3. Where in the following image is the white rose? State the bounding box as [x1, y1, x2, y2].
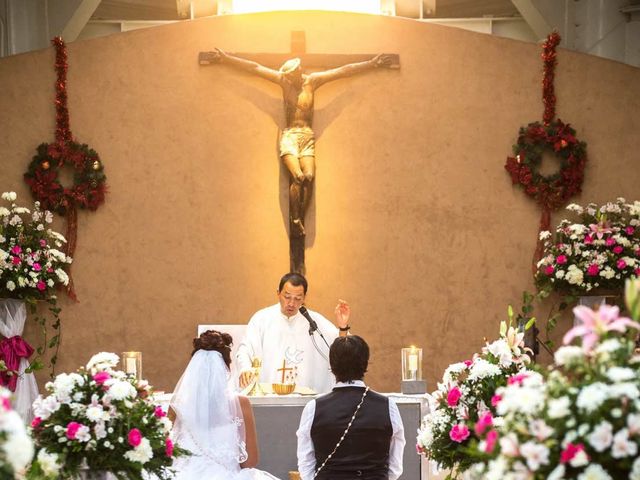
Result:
[123, 437, 153, 464]
[577, 464, 612, 480]
[86, 352, 119, 371]
[1, 192, 17, 201]
[107, 380, 137, 401]
[5, 281, 15, 292]
[32, 395, 61, 420]
[554, 346, 583, 366]
[37, 449, 61, 477]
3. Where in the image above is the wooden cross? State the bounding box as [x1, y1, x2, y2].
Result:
[276, 358, 294, 384]
[199, 31, 400, 69]
[199, 32, 399, 274]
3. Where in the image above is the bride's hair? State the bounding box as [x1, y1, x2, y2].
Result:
[192, 330, 233, 367]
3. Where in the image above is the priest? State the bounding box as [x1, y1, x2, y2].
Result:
[236, 273, 350, 393]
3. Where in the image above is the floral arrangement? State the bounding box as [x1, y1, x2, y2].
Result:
[536, 199, 640, 296]
[464, 277, 640, 480]
[28, 352, 188, 480]
[0, 191, 71, 299]
[0, 386, 34, 478]
[416, 316, 532, 477]
[504, 119, 586, 210]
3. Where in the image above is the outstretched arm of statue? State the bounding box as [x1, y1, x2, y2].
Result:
[211, 48, 281, 84]
[310, 53, 393, 88]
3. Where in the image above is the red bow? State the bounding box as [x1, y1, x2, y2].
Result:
[0, 336, 34, 392]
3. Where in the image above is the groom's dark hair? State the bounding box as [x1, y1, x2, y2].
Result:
[330, 335, 369, 382]
[192, 330, 233, 367]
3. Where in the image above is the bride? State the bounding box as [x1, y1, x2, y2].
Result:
[170, 330, 280, 480]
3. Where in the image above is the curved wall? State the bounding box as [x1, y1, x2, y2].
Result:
[0, 12, 638, 391]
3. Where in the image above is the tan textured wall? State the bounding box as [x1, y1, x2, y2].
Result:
[0, 12, 639, 393]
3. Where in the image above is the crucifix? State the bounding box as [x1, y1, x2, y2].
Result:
[199, 32, 400, 274]
[276, 358, 295, 384]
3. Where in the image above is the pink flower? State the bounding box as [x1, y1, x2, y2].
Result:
[31, 417, 42, 428]
[474, 412, 493, 436]
[637, 248, 640, 257]
[10, 245, 21, 255]
[1, 397, 11, 410]
[36, 281, 46, 291]
[584, 234, 593, 245]
[613, 245, 624, 254]
[154, 406, 166, 418]
[590, 222, 611, 240]
[93, 371, 111, 384]
[544, 265, 555, 276]
[587, 264, 600, 276]
[449, 424, 470, 443]
[560, 443, 587, 464]
[447, 387, 462, 407]
[484, 430, 499, 453]
[564, 304, 640, 352]
[463, 360, 472, 367]
[626, 226, 635, 235]
[39, 239, 47, 247]
[635, 268, 640, 276]
[556, 255, 567, 265]
[32, 262, 42, 271]
[165, 437, 174, 457]
[128, 428, 142, 447]
[66, 422, 82, 439]
[605, 237, 616, 247]
[617, 259, 627, 270]
[490, 394, 502, 407]
[11, 256, 20, 265]
[47, 267, 53, 273]
[508, 372, 529, 386]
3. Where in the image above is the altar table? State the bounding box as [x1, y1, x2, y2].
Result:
[158, 392, 430, 479]
[249, 393, 429, 479]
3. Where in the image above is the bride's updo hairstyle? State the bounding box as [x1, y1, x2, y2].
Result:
[192, 329, 233, 367]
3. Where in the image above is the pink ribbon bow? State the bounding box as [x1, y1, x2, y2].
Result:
[0, 336, 34, 392]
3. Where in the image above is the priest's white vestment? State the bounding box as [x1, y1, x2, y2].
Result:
[236, 304, 338, 393]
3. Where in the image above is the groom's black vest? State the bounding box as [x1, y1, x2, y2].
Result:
[310, 386, 393, 480]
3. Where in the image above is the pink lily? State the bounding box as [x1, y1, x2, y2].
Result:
[564, 304, 640, 352]
[589, 222, 612, 240]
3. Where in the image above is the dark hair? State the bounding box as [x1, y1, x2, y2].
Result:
[192, 329, 233, 367]
[329, 335, 369, 382]
[278, 272, 308, 294]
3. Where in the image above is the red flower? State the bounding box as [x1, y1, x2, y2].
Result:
[127, 428, 142, 447]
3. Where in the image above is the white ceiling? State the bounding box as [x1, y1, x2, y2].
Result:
[90, 0, 520, 21]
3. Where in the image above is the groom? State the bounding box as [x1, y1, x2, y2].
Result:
[296, 335, 405, 479]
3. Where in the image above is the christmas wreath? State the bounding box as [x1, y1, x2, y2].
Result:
[24, 142, 106, 214]
[504, 119, 586, 210]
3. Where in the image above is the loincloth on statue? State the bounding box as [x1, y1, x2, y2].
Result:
[279, 127, 315, 158]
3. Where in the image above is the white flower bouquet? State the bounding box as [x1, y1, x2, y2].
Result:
[465, 278, 640, 480]
[0, 386, 34, 477]
[416, 317, 532, 478]
[27, 352, 188, 479]
[536, 199, 640, 296]
[0, 191, 71, 299]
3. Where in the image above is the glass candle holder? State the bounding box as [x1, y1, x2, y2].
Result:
[121, 351, 142, 381]
[401, 346, 422, 381]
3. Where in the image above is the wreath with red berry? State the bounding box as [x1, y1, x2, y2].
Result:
[504, 119, 586, 210]
[25, 142, 106, 214]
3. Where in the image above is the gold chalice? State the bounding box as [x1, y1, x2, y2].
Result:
[272, 383, 295, 395]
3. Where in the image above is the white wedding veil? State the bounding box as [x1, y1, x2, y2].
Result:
[170, 349, 248, 465]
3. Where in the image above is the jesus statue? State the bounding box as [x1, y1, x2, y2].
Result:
[209, 49, 393, 269]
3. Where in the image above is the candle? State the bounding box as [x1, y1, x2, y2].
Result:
[125, 357, 137, 375]
[408, 353, 418, 372]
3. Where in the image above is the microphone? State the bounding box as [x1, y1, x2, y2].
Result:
[299, 305, 318, 334]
